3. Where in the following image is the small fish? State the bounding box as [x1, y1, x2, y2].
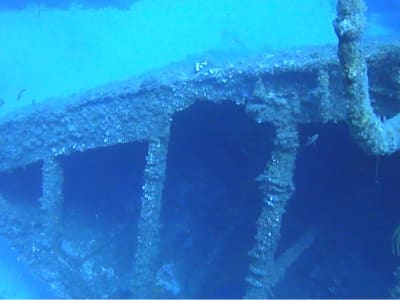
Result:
[16, 89, 27, 101]
[305, 133, 319, 147]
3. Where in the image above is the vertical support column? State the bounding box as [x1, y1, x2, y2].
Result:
[245, 124, 299, 298]
[132, 127, 170, 297]
[40, 156, 64, 249]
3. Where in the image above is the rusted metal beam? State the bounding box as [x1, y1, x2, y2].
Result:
[1, 41, 399, 172]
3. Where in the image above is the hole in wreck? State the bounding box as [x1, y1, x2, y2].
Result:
[60, 141, 147, 295]
[276, 123, 400, 298]
[0, 162, 42, 207]
[368, 55, 400, 119]
[0, 163, 42, 242]
[160, 101, 273, 298]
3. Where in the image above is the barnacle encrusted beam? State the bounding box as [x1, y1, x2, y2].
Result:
[0, 40, 399, 173]
[334, 0, 400, 155]
[245, 124, 306, 298]
[39, 156, 64, 249]
[131, 126, 170, 298]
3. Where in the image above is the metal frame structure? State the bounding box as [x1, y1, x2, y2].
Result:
[0, 0, 399, 297]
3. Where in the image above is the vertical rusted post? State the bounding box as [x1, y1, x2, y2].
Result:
[245, 124, 299, 298]
[40, 156, 64, 249]
[132, 125, 170, 297]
